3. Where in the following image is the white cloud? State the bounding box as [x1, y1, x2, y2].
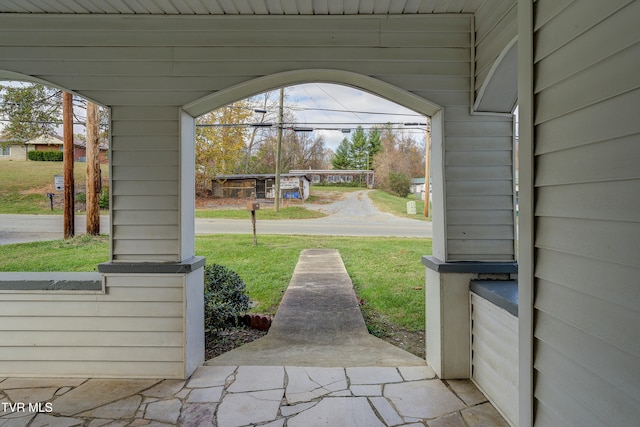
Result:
[284, 83, 425, 150]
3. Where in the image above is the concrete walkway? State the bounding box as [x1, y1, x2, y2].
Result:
[207, 249, 426, 367]
[0, 250, 508, 426]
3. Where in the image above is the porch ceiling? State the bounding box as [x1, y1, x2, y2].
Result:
[0, 0, 483, 15]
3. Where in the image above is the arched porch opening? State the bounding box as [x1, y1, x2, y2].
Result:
[179, 69, 445, 261]
[178, 70, 444, 365]
[180, 76, 440, 364]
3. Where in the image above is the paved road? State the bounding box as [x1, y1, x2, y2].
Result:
[0, 190, 431, 245]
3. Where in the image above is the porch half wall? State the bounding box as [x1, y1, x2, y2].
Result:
[0, 270, 203, 379]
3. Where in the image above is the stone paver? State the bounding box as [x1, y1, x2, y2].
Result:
[399, 365, 437, 381]
[369, 396, 404, 426]
[288, 397, 385, 427]
[77, 395, 142, 419]
[4, 387, 58, 405]
[30, 413, 83, 426]
[179, 403, 215, 426]
[447, 379, 488, 406]
[142, 380, 185, 398]
[285, 366, 347, 404]
[216, 389, 283, 427]
[347, 366, 403, 384]
[0, 365, 507, 426]
[429, 411, 468, 427]
[144, 398, 182, 424]
[351, 384, 382, 396]
[185, 386, 223, 403]
[385, 380, 467, 420]
[51, 379, 158, 416]
[227, 365, 283, 392]
[186, 365, 235, 388]
[461, 402, 511, 427]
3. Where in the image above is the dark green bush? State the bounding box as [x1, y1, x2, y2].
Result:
[388, 173, 411, 198]
[204, 264, 250, 333]
[28, 150, 63, 161]
[43, 150, 64, 161]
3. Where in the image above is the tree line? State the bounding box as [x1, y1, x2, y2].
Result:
[196, 91, 426, 197]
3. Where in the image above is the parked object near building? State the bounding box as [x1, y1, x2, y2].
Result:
[212, 173, 311, 201]
[289, 169, 374, 188]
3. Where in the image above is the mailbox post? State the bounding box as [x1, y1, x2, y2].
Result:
[46, 193, 55, 211]
[246, 201, 260, 245]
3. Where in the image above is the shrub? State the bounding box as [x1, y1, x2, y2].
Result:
[43, 150, 64, 161]
[204, 264, 250, 333]
[28, 150, 63, 161]
[388, 173, 411, 198]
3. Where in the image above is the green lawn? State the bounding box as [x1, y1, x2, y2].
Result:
[196, 206, 326, 220]
[0, 161, 108, 214]
[0, 234, 431, 331]
[369, 190, 430, 221]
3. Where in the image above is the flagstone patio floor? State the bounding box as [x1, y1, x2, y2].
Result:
[0, 365, 508, 426]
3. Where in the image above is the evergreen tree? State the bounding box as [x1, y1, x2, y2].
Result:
[367, 127, 381, 169]
[331, 137, 352, 169]
[350, 126, 369, 170]
[331, 126, 381, 170]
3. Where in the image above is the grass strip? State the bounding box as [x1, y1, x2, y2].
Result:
[368, 190, 430, 221]
[0, 234, 430, 331]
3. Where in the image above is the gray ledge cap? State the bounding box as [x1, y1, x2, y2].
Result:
[470, 280, 518, 317]
[0, 272, 102, 291]
[422, 256, 518, 274]
[98, 256, 206, 274]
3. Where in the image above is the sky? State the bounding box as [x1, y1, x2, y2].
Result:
[261, 83, 428, 150]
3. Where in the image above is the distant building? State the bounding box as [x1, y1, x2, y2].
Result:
[0, 134, 108, 163]
[212, 173, 311, 201]
[289, 169, 374, 188]
[411, 178, 426, 200]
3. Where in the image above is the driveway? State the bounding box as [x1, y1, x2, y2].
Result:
[197, 190, 432, 237]
[0, 191, 431, 245]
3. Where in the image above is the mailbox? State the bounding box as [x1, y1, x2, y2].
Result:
[246, 201, 260, 211]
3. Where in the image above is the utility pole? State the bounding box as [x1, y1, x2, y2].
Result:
[424, 117, 431, 218]
[274, 87, 284, 212]
[85, 101, 100, 235]
[63, 91, 74, 239]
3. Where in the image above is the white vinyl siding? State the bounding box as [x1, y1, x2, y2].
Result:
[444, 108, 515, 261]
[0, 275, 186, 378]
[532, 1, 640, 425]
[474, 0, 518, 99]
[471, 293, 518, 426]
[110, 106, 180, 261]
[0, 13, 516, 262]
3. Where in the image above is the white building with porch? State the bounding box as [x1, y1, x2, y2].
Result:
[0, 1, 638, 426]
